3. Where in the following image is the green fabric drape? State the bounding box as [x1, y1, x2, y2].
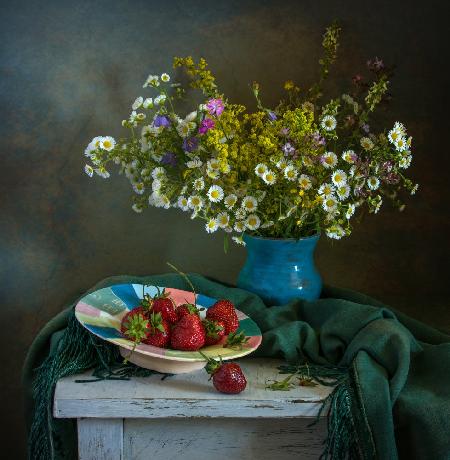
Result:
[23, 274, 450, 459]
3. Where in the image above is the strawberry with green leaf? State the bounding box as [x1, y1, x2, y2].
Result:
[150, 288, 178, 324]
[143, 311, 171, 348]
[203, 319, 225, 346]
[200, 353, 247, 394]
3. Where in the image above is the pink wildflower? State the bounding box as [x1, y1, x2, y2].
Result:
[198, 118, 215, 135]
[206, 98, 224, 117]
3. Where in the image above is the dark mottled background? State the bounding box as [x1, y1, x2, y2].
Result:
[1, 0, 449, 456]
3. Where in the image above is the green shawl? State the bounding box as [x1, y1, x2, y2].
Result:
[23, 274, 450, 459]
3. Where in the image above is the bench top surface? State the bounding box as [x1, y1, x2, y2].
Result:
[54, 358, 332, 419]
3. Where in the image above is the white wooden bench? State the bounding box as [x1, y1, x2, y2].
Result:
[54, 358, 330, 459]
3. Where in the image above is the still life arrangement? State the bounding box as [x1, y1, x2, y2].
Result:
[82, 23, 418, 304]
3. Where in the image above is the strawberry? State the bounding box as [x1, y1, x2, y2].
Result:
[205, 300, 239, 335]
[203, 319, 226, 346]
[176, 302, 202, 321]
[142, 312, 171, 348]
[201, 354, 247, 394]
[171, 314, 206, 351]
[120, 307, 150, 343]
[150, 290, 177, 324]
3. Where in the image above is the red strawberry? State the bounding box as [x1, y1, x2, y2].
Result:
[171, 314, 206, 351]
[176, 302, 202, 321]
[203, 319, 226, 346]
[206, 300, 239, 335]
[120, 307, 150, 343]
[143, 312, 171, 348]
[151, 292, 178, 324]
[201, 354, 247, 394]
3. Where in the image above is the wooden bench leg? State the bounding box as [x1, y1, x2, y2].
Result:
[77, 418, 124, 460]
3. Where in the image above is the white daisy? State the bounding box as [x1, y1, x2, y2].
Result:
[136, 113, 146, 121]
[205, 218, 219, 234]
[360, 137, 374, 150]
[100, 136, 116, 151]
[234, 220, 246, 232]
[331, 170, 347, 187]
[84, 164, 94, 177]
[95, 167, 110, 179]
[207, 185, 224, 202]
[373, 196, 382, 214]
[160, 195, 171, 209]
[217, 212, 230, 228]
[318, 183, 335, 197]
[193, 177, 205, 191]
[133, 182, 145, 195]
[154, 94, 167, 105]
[206, 169, 220, 180]
[298, 174, 312, 190]
[188, 195, 204, 210]
[177, 120, 196, 138]
[186, 157, 203, 168]
[336, 184, 350, 201]
[143, 97, 153, 109]
[321, 151, 338, 169]
[224, 194, 238, 209]
[235, 208, 247, 220]
[241, 196, 258, 213]
[262, 170, 277, 185]
[321, 115, 337, 131]
[177, 195, 189, 211]
[399, 156, 412, 169]
[207, 159, 220, 171]
[151, 167, 166, 180]
[388, 126, 403, 144]
[143, 74, 160, 88]
[284, 165, 298, 181]
[322, 196, 338, 213]
[394, 121, 406, 136]
[151, 179, 162, 191]
[367, 176, 380, 191]
[346, 204, 356, 219]
[132, 96, 143, 110]
[132, 203, 143, 213]
[161, 73, 170, 82]
[394, 137, 407, 152]
[232, 236, 246, 246]
[406, 136, 412, 148]
[245, 214, 261, 230]
[342, 150, 356, 163]
[411, 184, 419, 195]
[326, 225, 345, 240]
[149, 191, 162, 207]
[254, 163, 268, 177]
[276, 159, 289, 170]
[84, 141, 96, 158]
[185, 111, 197, 122]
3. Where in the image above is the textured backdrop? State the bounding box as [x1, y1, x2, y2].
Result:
[1, 0, 449, 456]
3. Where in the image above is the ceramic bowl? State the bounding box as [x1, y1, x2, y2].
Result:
[75, 283, 262, 374]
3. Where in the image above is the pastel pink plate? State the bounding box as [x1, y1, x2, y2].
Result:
[75, 284, 262, 374]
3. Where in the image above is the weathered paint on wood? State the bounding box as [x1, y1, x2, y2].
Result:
[77, 418, 123, 460]
[123, 418, 327, 460]
[54, 358, 331, 419]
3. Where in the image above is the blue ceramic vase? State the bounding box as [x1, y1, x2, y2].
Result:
[237, 233, 322, 305]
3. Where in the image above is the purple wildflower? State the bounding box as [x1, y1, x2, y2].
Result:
[367, 57, 384, 71]
[267, 111, 277, 121]
[282, 142, 296, 156]
[198, 118, 215, 135]
[161, 152, 177, 167]
[153, 114, 171, 128]
[312, 132, 326, 146]
[182, 136, 199, 152]
[361, 123, 370, 133]
[280, 128, 290, 136]
[206, 98, 224, 117]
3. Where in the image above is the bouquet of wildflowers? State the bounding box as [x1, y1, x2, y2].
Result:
[83, 24, 418, 246]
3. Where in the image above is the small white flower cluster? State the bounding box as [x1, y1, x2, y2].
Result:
[388, 122, 413, 169]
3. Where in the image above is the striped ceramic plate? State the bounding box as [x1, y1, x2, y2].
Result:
[75, 284, 262, 363]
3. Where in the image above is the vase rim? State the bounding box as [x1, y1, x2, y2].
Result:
[243, 232, 321, 242]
